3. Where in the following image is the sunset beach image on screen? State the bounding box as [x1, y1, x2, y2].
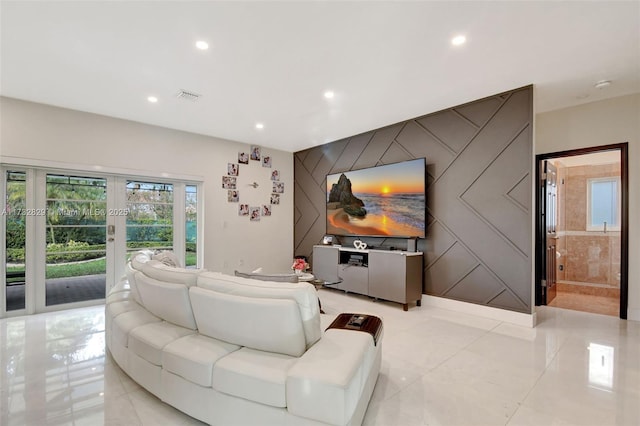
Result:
[326, 159, 426, 238]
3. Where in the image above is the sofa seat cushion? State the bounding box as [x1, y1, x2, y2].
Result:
[128, 321, 195, 366]
[106, 300, 142, 319]
[163, 334, 240, 387]
[110, 279, 130, 294]
[106, 289, 131, 305]
[111, 309, 161, 348]
[189, 287, 306, 357]
[212, 347, 298, 408]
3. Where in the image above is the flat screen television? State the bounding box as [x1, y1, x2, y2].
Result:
[326, 158, 426, 238]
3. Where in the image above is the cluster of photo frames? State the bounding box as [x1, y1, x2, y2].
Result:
[221, 145, 284, 221]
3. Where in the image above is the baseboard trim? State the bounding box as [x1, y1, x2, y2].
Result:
[421, 295, 536, 328]
[627, 308, 640, 322]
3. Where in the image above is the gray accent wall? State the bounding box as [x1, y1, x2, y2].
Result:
[294, 86, 533, 313]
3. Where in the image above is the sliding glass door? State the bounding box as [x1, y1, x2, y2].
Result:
[45, 174, 108, 307]
[2, 167, 201, 317]
[4, 171, 27, 311]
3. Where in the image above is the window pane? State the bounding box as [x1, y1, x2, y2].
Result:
[6, 171, 26, 311]
[45, 174, 107, 305]
[186, 185, 197, 267]
[590, 180, 617, 227]
[126, 181, 174, 252]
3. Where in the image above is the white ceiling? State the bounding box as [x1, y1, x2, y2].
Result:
[1, 1, 638, 153]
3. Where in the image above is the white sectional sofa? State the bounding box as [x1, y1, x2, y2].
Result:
[105, 251, 383, 425]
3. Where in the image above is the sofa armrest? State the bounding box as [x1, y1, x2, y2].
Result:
[286, 327, 382, 425]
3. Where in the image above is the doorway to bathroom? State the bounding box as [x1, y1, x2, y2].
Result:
[536, 143, 628, 319]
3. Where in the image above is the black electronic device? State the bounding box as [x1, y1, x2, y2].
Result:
[348, 315, 366, 327]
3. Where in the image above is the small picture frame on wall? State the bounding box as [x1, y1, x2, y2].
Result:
[250, 146, 261, 161]
[222, 176, 236, 189]
[271, 170, 280, 181]
[262, 155, 272, 168]
[249, 206, 260, 221]
[270, 193, 280, 205]
[227, 190, 239, 202]
[227, 163, 239, 176]
[273, 182, 284, 193]
[262, 205, 271, 216]
[238, 152, 249, 164]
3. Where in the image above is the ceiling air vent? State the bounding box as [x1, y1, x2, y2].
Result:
[176, 90, 201, 102]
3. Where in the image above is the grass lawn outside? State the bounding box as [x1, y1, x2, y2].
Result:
[7, 251, 197, 281]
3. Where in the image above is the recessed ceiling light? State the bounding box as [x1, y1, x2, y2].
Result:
[147, 96, 158, 103]
[451, 35, 466, 46]
[255, 123, 264, 130]
[195, 40, 209, 50]
[594, 80, 612, 89]
[324, 91, 335, 99]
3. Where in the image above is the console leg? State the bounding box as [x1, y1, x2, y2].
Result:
[416, 299, 422, 307]
[403, 303, 408, 311]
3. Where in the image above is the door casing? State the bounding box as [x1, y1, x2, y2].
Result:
[535, 143, 629, 319]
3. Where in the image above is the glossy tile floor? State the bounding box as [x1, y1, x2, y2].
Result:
[548, 290, 620, 317]
[1, 289, 639, 426]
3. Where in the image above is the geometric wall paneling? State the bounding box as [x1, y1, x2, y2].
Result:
[352, 123, 403, 170]
[294, 85, 533, 313]
[415, 109, 479, 154]
[454, 96, 504, 128]
[329, 137, 366, 174]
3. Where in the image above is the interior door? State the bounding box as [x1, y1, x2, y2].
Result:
[542, 160, 558, 304]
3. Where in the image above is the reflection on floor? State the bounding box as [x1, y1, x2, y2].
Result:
[5, 274, 106, 311]
[1, 289, 639, 426]
[549, 282, 620, 317]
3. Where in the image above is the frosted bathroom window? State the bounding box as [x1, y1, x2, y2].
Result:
[587, 177, 620, 231]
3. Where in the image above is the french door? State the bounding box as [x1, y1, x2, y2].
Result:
[2, 168, 199, 317]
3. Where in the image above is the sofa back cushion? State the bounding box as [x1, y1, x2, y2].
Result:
[189, 287, 306, 357]
[125, 262, 143, 304]
[197, 272, 321, 348]
[142, 260, 203, 287]
[135, 271, 197, 330]
[234, 270, 299, 283]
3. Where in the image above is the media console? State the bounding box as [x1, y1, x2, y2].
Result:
[313, 245, 423, 311]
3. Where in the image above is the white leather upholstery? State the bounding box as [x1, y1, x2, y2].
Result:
[128, 321, 195, 366]
[197, 271, 321, 348]
[135, 271, 197, 330]
[190, 287, 306, 357]
[142, 260, 203, 287]
[130, 250, 154, 271]
[105, 265, 382, 426]
[163, 334, 240, 387]
[286, 329, 378, 426]
[125, 261, 143, 304]
[234, 270, 299, 283]
[105, 289, 131, 305]
[111, 309, 161, 348]
[152, 250, 182, 268]
[212, 347, 297, 408]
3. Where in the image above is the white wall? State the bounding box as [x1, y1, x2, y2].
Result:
[536, 93, 640, 321]
[0, 97, 294, 274]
